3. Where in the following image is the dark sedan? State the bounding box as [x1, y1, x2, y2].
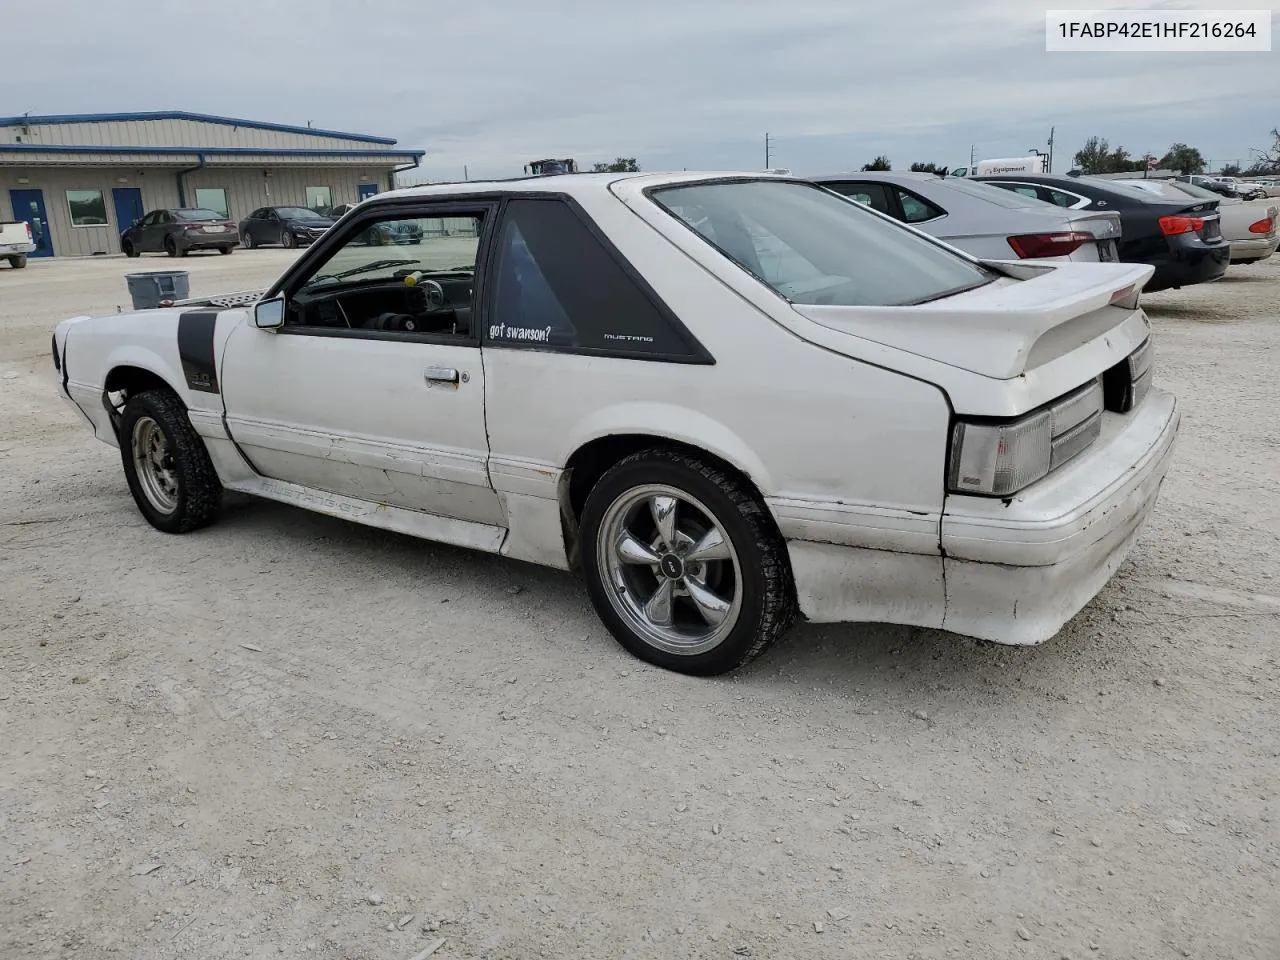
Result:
[974, 174, 1229, 292]
[121, 208, 239, 258]
[329, 203, 424, 245]
[238, 206, 335, 249]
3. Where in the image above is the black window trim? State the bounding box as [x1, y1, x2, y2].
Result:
[265, 197, 501, 348]
[479, 193, 715, 365]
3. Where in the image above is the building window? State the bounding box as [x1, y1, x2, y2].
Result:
[66, 189, 109, 227]
[305, 186, 332, 215]
[194, 188, 229, 218]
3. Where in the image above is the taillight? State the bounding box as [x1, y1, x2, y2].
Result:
[24, 222, 32, 241]
[1248, 217, 1274, 234]
[1158, 215, 1204, 236]
[1006, 231, 1092, 258]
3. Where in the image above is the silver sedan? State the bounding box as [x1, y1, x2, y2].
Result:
[811, 171, 1122, 262]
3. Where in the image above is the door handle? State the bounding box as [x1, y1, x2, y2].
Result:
[424, 366, 460, 384]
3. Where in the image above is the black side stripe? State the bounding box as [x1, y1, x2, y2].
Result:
[177, 311, 220, 394]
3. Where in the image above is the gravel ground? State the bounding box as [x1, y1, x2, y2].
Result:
[1, 252, 1278, 960]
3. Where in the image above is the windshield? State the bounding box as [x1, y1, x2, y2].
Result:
[175, 208, 222, 221]
[277, 207, 324, 219]
[651, 180, 992, 307]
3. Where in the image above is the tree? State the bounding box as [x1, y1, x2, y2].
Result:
[1158, 143, 1206, 175]
[1247, 128, 1280, 175]
[1219, 163, 1242, 177]
[1073, 137, 1145, 174]
[909, 162, 945, 174]
[591, 157, 640, 173]
[862, 155, 891, 171]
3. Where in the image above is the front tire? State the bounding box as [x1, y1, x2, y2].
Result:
[282, 231, 297, 249]
[579, 448, 796, 676]
[118, 389, 222, 534]
[219, 246, 233, 255]
[122, 241, 139, 259]
[164, 236, 181, 258]
[242, 231, 256, 250]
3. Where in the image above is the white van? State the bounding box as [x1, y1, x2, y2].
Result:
[950, 156, 1049, 178]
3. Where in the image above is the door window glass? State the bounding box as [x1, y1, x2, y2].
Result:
[487, 198, 699, 359]
[287, 211, 485, 336]
[66, 189, 108, 227]
[825, 182, 894, 216]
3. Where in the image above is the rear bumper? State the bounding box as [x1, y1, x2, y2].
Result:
[1228, 236, 1278, 262]
[939, 388, 1178, 643]
[180, 233, 239, 250]
[1144, 239, 1230, 291]
[785, 388, 1180, 646]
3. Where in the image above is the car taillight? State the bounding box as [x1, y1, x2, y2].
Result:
[1158, 215, 1204, 236]
[1248, 217, 1274, 234]
[1005, 231, 1092, 259]
[24, 222, 33, 242]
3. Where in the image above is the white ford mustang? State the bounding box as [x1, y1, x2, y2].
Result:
[52, 172, 1179, 675]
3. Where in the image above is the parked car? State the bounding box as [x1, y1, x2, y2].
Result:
[238, 206, 335, 249]
[812, 171, 1122, 262]
[328, 202, 423, 246]
[975, 174, 1230, 292]
[0, 218, 36, 268]
[121, 208, 239, 258]
[52, 173, 1178, 676]
[1116, 179, 1278, 264]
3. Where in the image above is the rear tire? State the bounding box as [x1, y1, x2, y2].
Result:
[118, 389, 222, 534]
[8, 254, 27, 269]
[219, 246, 233, 255]
[164, 237, 179, 258]
[579, 447, 796, 676]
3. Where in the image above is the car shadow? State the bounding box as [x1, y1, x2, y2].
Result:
[215, 493, 1102, 696]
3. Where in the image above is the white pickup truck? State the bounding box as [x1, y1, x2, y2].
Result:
[1, 219, 36, 269]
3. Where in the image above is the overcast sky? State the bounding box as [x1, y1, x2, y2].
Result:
[12, 0, 1279, 179]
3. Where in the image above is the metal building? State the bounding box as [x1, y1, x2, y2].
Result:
[0, 111, 425, 259]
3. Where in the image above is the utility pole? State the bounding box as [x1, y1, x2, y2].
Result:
[1047, 126, 1055, 173]
[463, 165, 469, 181]
[970, 144, 976, 167]
[765, 132, 772, 170]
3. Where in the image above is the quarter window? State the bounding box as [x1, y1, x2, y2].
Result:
[194, 188, 229, 218]
[896, 189, 944, 223]
[305, 186, 332, 215]
[66, 189, 108, 227]
[486, 198, 701, 360]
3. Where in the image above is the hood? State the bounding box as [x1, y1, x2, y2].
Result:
[790, 260, 1155, 380]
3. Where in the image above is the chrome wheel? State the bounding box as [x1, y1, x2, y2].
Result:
[596, 484, 742, 656]
[131, 416, 179, 514]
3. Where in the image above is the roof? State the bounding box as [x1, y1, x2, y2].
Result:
[0, 144, 424, 160]
[0, 110, 399, 145]
[376, 170, 789, 201]
[809, 171, 941, 183]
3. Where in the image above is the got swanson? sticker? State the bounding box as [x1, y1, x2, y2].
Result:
[489, 322, 555, 344]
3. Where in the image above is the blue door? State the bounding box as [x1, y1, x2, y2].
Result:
[358, 183, 378, 201]
[111, 187, 145, 241]
[9, 189, 54, 257]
